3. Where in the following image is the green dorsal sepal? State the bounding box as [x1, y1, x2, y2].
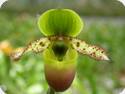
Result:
[38, 9, 84, 37]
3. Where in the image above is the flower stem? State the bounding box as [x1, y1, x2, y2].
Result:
[47, 87, 55, 94]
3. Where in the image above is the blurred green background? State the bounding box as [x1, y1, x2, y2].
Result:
[0, 0, 125, 94]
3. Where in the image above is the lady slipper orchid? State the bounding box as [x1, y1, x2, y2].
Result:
[11, 9, 110, 92]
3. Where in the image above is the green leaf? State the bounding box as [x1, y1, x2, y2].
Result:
[38, 9, 84, 37]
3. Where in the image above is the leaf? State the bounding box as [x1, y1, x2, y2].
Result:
[70, 37, 109, 61]
[10, 37, 50, 61]
[117, 0, 125, 6]
[0, 0, 7, 8]
[38, 9, 83, 37]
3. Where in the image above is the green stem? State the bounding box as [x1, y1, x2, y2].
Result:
[88, 75, 97, 94]
[47, 87, 55, 94]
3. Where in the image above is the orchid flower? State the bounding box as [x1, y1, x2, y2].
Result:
[11, 9, 110, 92]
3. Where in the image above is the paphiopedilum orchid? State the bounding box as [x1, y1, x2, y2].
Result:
[11, 9, 110, 92]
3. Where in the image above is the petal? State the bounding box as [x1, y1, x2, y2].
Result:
[10, 37, 50, 61]
[70, 38, 110, 61]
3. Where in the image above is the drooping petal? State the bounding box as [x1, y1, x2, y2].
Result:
[70, 38, 110, 61]
[10, 37, 50, 61]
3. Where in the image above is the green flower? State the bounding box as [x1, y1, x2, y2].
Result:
[11, 9, 109, 92]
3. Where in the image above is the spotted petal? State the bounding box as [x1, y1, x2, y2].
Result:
[70, 38, 109, 61]
[11, 37, 50, 61]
